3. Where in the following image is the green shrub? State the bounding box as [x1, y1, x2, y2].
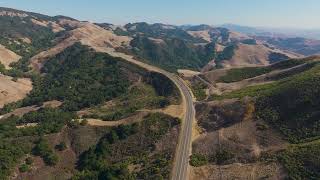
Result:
[26, 157, 33, 165]
[189, 154, 208, 167]
[278, 141, 320, 179]
[241, 39, 257, 45]
[19, 164, 30, 173]
[218, 67, 272, 83]
[33, 138, 58, 166]
[216, 44, 238, 62]
[191, 83, 207, 101]
[80, 119, 88, 126]
[55, 142, 67, 151]
[215, 149, 235, 165]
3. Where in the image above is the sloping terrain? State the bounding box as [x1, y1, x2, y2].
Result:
[218, 43, 300, 68]
[1, 6, 320, 180]
[257, 36, 320, 56]
[0, 75, 32, 108]
[0, 42, 181, 179]
[129, 35, 215, 71]
[183, 25, 302, 71]
[30, 22, 131, 71]
[190, 99, 287, 179]
[0, 44, 21, 69]
[189, 57, 320, 179]
[12, 113, 180, 180]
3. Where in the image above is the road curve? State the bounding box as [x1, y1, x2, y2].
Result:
[97, 50, 195, 180]
[169, 74, 195, 180]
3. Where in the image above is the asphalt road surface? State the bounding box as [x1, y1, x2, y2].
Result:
[105, 51, 195, 180]
[168, 74, 195, 180]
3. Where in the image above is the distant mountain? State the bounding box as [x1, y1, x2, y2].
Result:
[221, 24, 320, 40]
[0, 6, 311, 73]
[256, 36, 320, 56]
[182, 24, 300, 71]
[221, 24, 320, 56]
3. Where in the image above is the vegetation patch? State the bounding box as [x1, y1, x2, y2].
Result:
[83, 83, 169, 121]
[278, 141, 320, 179]
[130, 35, 215, 71]
[268, 52, 289, 63]
[216, 44, 238, 62]
[22, 43, 130, 111]
[255, 65, 320, 143]
[217, 59, 306, 83]
[0, 140, 31, 179]
[33, 138, 59, 166]
[189, 154, 208, 167]
[218, 67, 271, 83]
[240, 39, 257, 45]
[191, 82, 207, 101]
[74, 113, 180, 179]
[212, 63, 320, 143]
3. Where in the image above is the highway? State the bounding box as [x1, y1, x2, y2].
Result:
[103, 50, 195, 180]
[169, 74, 195, 180]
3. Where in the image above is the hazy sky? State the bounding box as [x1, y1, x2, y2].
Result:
[1, 0, 319, 29]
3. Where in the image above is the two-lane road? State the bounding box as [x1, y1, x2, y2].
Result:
[102, 50, 195, 180]
[169, 74, 195, 180]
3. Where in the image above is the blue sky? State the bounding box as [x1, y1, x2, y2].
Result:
[1, 0, 319, 29]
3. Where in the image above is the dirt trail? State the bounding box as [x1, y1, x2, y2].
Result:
[83, 112, 149, 126]
[141, 104, 184, 119]
[211, 62, 312, 94]
[0, 100, 62, 122]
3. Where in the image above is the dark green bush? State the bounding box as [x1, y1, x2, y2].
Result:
[189, 154, 208, 167]
[33, 138, 58, 166]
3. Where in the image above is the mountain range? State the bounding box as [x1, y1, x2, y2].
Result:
[0, 7, 320, 180]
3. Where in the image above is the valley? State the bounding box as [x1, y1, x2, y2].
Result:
[0, 6, 319, 180]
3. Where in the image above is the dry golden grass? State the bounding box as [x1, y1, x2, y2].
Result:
[0, 75, 32, 108]
[0, 44, 21, 69]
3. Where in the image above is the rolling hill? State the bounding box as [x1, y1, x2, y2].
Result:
[0, 6, 320, 180]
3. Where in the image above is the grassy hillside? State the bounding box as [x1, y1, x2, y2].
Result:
[0, 42, 182, 179]
[255, 64, 320, 143]
[198, 58, 320, 179]
[74, 113, 180, 179]
[217, 59, 305, 83]
[125, 22, 204, 43]
[278, 141, 320, 179]
[21, 43, 129, 111]
[264, 37, 320, 56]
[0, 10, 65, 75]
[215, 62, 320, 142]
[212, 62, 320, 143]
[130, 35, 215, 71]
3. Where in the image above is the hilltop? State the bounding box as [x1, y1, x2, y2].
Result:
[0, 7, 320, 180]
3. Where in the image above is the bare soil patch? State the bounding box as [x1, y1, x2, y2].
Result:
[30, 22, 132, 71]
[191, 99, 288, 178]
[178, 69, 200, 78]
[0, 75, 32, 108]
[190, 162, 285, 180]
[220, 43, 300, 69]
[84, 111, 149, 127]
[0, 44, 21, 69]
[0, 100, 62, 122]
[187, 30, 211, 42]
